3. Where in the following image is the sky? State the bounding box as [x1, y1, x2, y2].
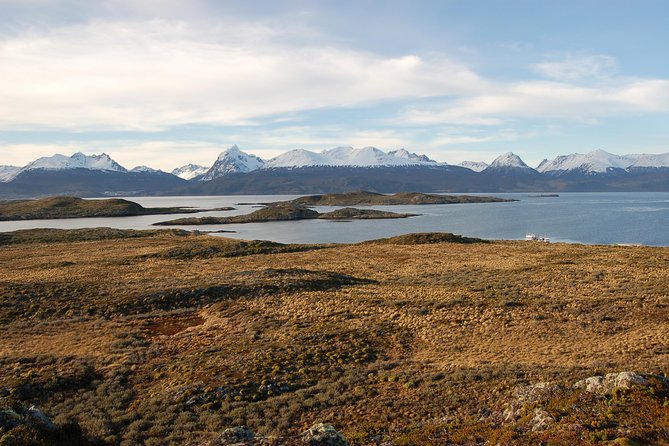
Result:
[1, 0, 669, 170]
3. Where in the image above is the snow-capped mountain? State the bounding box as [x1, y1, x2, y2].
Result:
[0, 152, 186, 198]
[627, 153, 669, 169]
[201, 145, 265, 181]
[23, 152, 127, 173]
[130, 166, 162, 173]
[0, 165, 20, 183]
[171, 164, 209, 180]
[2, 147, 669, 198]
[484, 152, 534, 171]
[458, 161, 489, 172]
[263, 146, 437, 169]
[538, 150, 640, 175]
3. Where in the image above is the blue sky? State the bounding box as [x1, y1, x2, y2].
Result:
[1, 0, 669, 169]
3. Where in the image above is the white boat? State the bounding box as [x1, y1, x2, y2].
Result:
[525, 233, 550, 242]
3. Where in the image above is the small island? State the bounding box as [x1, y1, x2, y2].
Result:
[319, 207, 417, 220]
[279, 190, 516, 206]
[153, 203, 416, 225]
[0, 196, 234, 221]
[154, 190, 514, 226]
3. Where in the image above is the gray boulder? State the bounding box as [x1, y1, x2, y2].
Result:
[502, 382, 560, 423]
[529, 408, 555, 432]
[28, 405, 57, 430]
[218, 426, 255, 445]
[303, 423, 348, 446]
[573, 372, 648, 395]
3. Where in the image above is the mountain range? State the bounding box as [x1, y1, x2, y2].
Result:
[1, 146, 669, 198]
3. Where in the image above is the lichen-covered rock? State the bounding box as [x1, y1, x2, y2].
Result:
[529, 408, 555, 432]
[574, 372, 648, 394]
[303, 423, 348, 446]
[217, 426, 255, 445]
[515, 382, 560, 403]
[502, 382, 560, 422]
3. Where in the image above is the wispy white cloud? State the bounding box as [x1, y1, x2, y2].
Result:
[0, 19, 483, 131]
[2, 7, 669, 168]
[532, 54, 618, 81]
[427, 128, 536, 147]
[401, 77, 669, 126]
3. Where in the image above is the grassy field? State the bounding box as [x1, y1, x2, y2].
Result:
[0, 229, 668, 445]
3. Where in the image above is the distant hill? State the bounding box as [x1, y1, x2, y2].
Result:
[0, 169, 187, 199]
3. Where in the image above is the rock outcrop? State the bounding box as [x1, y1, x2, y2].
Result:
[573, 372, 648, 395]
[302, 423, 348, 446]
[217, 425, 255, 445]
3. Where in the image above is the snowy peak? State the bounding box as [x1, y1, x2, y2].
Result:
[627, 153, 669, 169]
[486, 152, 532, 170]
[264, 146, 437, 169]
[23, 152, 127, 173]
[130, 165, 162, 173]
[264, 149, 329, 168]
[537, 150, 655, 174]
[201, 145, 265, 181]
[0, 165, 20, 183]
[388, 148, 436, 163]
[171, 164, 209, 180]
[457, 161, 489, 172]
[321, 146, 423, 167]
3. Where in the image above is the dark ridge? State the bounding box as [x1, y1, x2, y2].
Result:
[364, 232, 488, 245]
[319, 207, 417, 219]
[153, 203, 319, 225]
[147, 239, 325, 260]
[0, 269, 373, 322]
[0, 227, 191, 245]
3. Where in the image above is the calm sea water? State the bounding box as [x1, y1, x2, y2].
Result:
[1, 193, 668, 246]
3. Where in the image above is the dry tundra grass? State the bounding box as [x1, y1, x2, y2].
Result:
[0, 230, 668, 445]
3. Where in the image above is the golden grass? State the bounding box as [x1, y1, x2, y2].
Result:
[0, 232, 668, 445]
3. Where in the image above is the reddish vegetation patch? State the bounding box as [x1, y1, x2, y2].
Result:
[144, 314, 205, 336]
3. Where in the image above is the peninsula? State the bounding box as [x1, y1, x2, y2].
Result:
[0, 196, 233, 221]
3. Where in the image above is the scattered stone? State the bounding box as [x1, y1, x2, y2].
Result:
[515, 382, 560, 403]
[303, 423, 348, 446]
[575, 375, 605, 393]
[574, 372, 648, 395]
[529, 408, 555, 432]
[502, 382, 560, 423]
[217, 426, 255, 445]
